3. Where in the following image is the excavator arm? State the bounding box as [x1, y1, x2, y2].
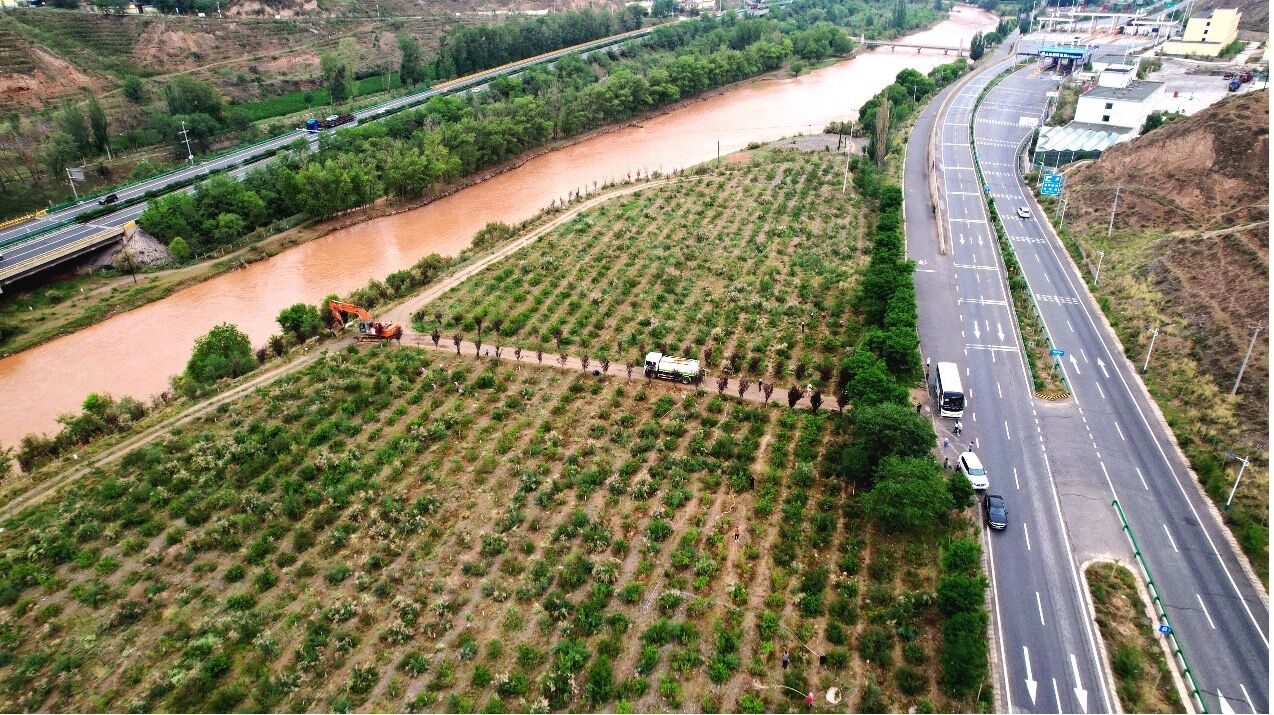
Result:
[326, 300, 403, 342]
[328, 300, 373, 325]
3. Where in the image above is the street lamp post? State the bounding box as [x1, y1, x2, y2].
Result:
[1223, 452, 1249, 511]
[1141, 325, 1159, 373]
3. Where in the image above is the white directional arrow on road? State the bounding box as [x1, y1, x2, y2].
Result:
[1069, 354, 1081, 376]
[1023, 646, 1038, 705]
[1217, 689, 1236, 715]
[1070, 653, 1089, 714]
[1096, 358, 1110, 378]
[977, 235, 985, 247]
[972, 322, 982, 340]
[997, 322, 1005, 341]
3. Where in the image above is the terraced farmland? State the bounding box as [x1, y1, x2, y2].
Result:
[4, 10, 146, 76]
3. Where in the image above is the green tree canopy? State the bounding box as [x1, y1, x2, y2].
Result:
[86, 96, 110, 155]
[122, 75, 146, 103]
[321, 53, 355, 105]
[851, 401, 935, 468]
[276, 303, 325, 341]
[862, 456, 952, 531]
[936, 572, 988, 616]
[843, 348, 908, 407]
[55, 99, 90, 154]
[398, 33, 426, 87]
[167, 236, 191, 262]
[162, 75, 225, 120]
[185, 323, 255, 385]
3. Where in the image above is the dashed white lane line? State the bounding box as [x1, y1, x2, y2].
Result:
[1239, 684, 1255, 714]
[1004, 421, 1011, 441]
[1013, 466, 1020, 490]
[1163, 524, 1179, 553]
[1135, 467, 1149, 490]
[1066, 319, 1075, 332]
[1114, 422, 1126, 441]
[1080, 348, 1089, 364]
[997, 381, 1003, 399]
[1095, 383, 1106, 400]
[1196, 593, 1217, 630]
[1035, 591, 1046, 625]
[1023, 521, 1031, 551]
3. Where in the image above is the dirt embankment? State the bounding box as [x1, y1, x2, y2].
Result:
[1066, 90, 1269, 233]
[1059, 89, 1269, 573]
[1063, 91, 1270, 415]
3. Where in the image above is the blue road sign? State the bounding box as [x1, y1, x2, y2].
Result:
[1041, 173, 1063, 196]
[1158, 623, 1173, 635]
[1049, 348, 1065, 357]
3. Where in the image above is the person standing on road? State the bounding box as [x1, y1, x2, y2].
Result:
[954, 420, 963, 437]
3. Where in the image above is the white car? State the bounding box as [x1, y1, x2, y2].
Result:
[959, 451, 989, 490]
[1017, 206, 1032, 219]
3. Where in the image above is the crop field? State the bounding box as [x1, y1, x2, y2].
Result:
[418, 152, 873, 392]
[0, 151, 986, 713]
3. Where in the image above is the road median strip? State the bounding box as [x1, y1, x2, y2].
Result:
[969, 62, 1068, 398]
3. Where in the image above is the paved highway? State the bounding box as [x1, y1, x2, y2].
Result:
[0, 26, 653, 280]
[906, 50, 1113, 713]
[974, 64, 1269, 714]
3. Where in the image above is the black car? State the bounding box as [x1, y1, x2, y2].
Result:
[98, 193, 119, 206]
[984, 494, 1008, 530]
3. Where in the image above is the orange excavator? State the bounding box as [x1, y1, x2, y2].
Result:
[327, 300, 403, 342]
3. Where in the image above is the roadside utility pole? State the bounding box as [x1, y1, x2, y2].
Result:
[65, 167, 81, 201]
[1106, 182, 1121, 237]
[179, 120, 196, 167]
[1230, 323, 1263, 395]
[1093, 249, 1104, 285]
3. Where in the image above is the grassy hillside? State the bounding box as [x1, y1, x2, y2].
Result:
[0, 151, 989, 713]
[1051, 90, 1269, 581]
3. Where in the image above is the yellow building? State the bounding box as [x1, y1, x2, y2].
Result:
[1162, 8, 1241, 58]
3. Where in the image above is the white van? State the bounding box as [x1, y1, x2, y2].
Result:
[959, 451, 989, 490]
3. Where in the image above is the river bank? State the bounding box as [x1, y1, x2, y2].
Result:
[0, 5, 998, 447]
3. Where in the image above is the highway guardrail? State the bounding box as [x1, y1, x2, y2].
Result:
[0, 209, 47, 231]
[1112, 499, 1208, 713]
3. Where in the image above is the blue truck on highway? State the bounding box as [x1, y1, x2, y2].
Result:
[305, 114, 356, 132]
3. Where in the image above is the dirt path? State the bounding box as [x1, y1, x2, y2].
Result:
[403, 333, 821, 411]
[1199, 219, 1269, 239]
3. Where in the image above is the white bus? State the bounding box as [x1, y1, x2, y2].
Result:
[933, 362, 965, 418]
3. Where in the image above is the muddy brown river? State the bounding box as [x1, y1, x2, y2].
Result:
[0, 6, 994, 446]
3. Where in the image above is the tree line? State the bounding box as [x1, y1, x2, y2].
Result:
[142, 11, 860, 251]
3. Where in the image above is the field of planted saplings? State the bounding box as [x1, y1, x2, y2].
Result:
[0, 151, 989, 713]
[416, 152, 873, 393]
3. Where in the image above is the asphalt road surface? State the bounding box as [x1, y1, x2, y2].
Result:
[906, 50, 1113, 714]
[0, 28, 651, 279]
[974, 64, 1269, 714]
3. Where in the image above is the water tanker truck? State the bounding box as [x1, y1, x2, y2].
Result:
[643, 352, 703, 384]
